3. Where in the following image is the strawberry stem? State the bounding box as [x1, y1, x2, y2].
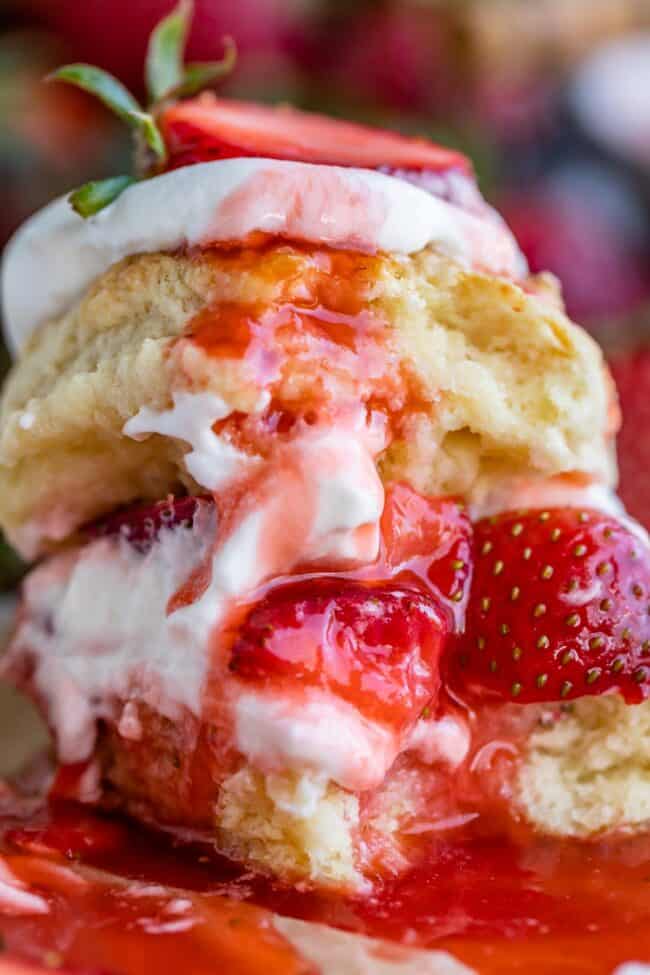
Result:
[48, 64, 165, 163]
[47, 0, 236, 218]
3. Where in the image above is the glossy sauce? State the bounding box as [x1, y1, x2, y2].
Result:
[0, 800, 649, 974]
[178, 244, 422, 444]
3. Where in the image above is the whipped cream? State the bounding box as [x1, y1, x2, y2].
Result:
[0, 858, 49, 916]
[2, 157, 524, 353]
[124, 391, 255, 491]
[13, 510, 217, 762]
[234, 689, 399, 794]
[7, 400, 388, 768]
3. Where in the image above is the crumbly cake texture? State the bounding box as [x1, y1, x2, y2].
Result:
[94, 700, 420, 889]
[93, 691, 650, 889]
[520, 695, 650, 837]
[0, 243, 614, 557]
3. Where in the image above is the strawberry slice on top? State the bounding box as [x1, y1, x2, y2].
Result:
[159, 93, 471, 176]
[453, 507, 650, 704]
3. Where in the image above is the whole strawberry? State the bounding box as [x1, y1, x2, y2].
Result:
[452, 507, 650, 704]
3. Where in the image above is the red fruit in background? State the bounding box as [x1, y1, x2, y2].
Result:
[453, 508, 650, 704]
[321, 7, 456, 114]
[160, 94, 470, 174]
[230, 579, 446, 731]
[610, 347, 650, 533]
[501, 189, 650, 323]
[28, 0, 298, 94]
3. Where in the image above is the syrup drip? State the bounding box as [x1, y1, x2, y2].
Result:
[0, 800, 649, 974]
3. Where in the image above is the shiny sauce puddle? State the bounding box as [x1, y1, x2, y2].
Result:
[0, 800, 648, 974]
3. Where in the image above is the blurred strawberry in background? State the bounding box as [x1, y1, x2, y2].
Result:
[25, 0, 304, 94]
[0, 29, 117, 243]
[308, 4, 457, 113]
[609, 346, 650, 534]
[501, 171, 650, 324]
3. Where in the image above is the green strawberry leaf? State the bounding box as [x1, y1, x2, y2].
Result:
[48, 3, 236, 217]
[69, 175, 135, 217]
[48, 63, 141, 121]
[146, 0, 193, 103]
[172, 37, 237, 99]
[48, 64, 166, 161]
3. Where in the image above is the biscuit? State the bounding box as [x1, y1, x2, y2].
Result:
[0, 244, 614, 556]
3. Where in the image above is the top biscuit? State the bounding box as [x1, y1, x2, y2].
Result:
[0, 242, 615, 557]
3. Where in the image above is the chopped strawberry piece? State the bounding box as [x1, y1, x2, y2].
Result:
[452, 508, 650, 704]
[381, 484, 473, 628]
[159, 94, 470, 175]
[230, 579, 447, 731]
[230, 488, 472, 729]
[89, 495, 211, 552]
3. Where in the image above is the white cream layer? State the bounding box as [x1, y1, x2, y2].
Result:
[2, 157, 524, 353]
[6, 402, 389, 769]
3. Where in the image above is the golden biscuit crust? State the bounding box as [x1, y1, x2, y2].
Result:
[0, 243, 615, 555]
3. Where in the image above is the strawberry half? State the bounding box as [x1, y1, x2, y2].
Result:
[230, 579, 446, 731]
[453, 507, 650, 704]
[159, 94, 470, 176]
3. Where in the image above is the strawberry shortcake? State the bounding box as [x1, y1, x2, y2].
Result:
[0, 4, 646, 892]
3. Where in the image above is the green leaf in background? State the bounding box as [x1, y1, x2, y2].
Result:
[146, 0, 193, 103]
[172, 38, 237, 99]
[69, 175, 135, 217]
[48, 64, 166, 161]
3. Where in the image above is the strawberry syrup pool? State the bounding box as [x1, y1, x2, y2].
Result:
[0, 798, 649, 974]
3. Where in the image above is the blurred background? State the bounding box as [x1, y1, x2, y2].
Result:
[1, 0, 650, 585]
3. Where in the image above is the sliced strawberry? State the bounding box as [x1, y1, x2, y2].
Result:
[453, 507, 650, 704]
[230, 579, 446, 731]
[381, 484, 473, 628]
[159, 94, 470, 176]
[89, 495, 211, 552]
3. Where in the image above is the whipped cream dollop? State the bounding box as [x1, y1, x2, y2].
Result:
[2, 157, 524, 353]
[6, 396, 388, 768]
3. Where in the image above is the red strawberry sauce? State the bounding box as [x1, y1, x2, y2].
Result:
[0, 798, 649, 974]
